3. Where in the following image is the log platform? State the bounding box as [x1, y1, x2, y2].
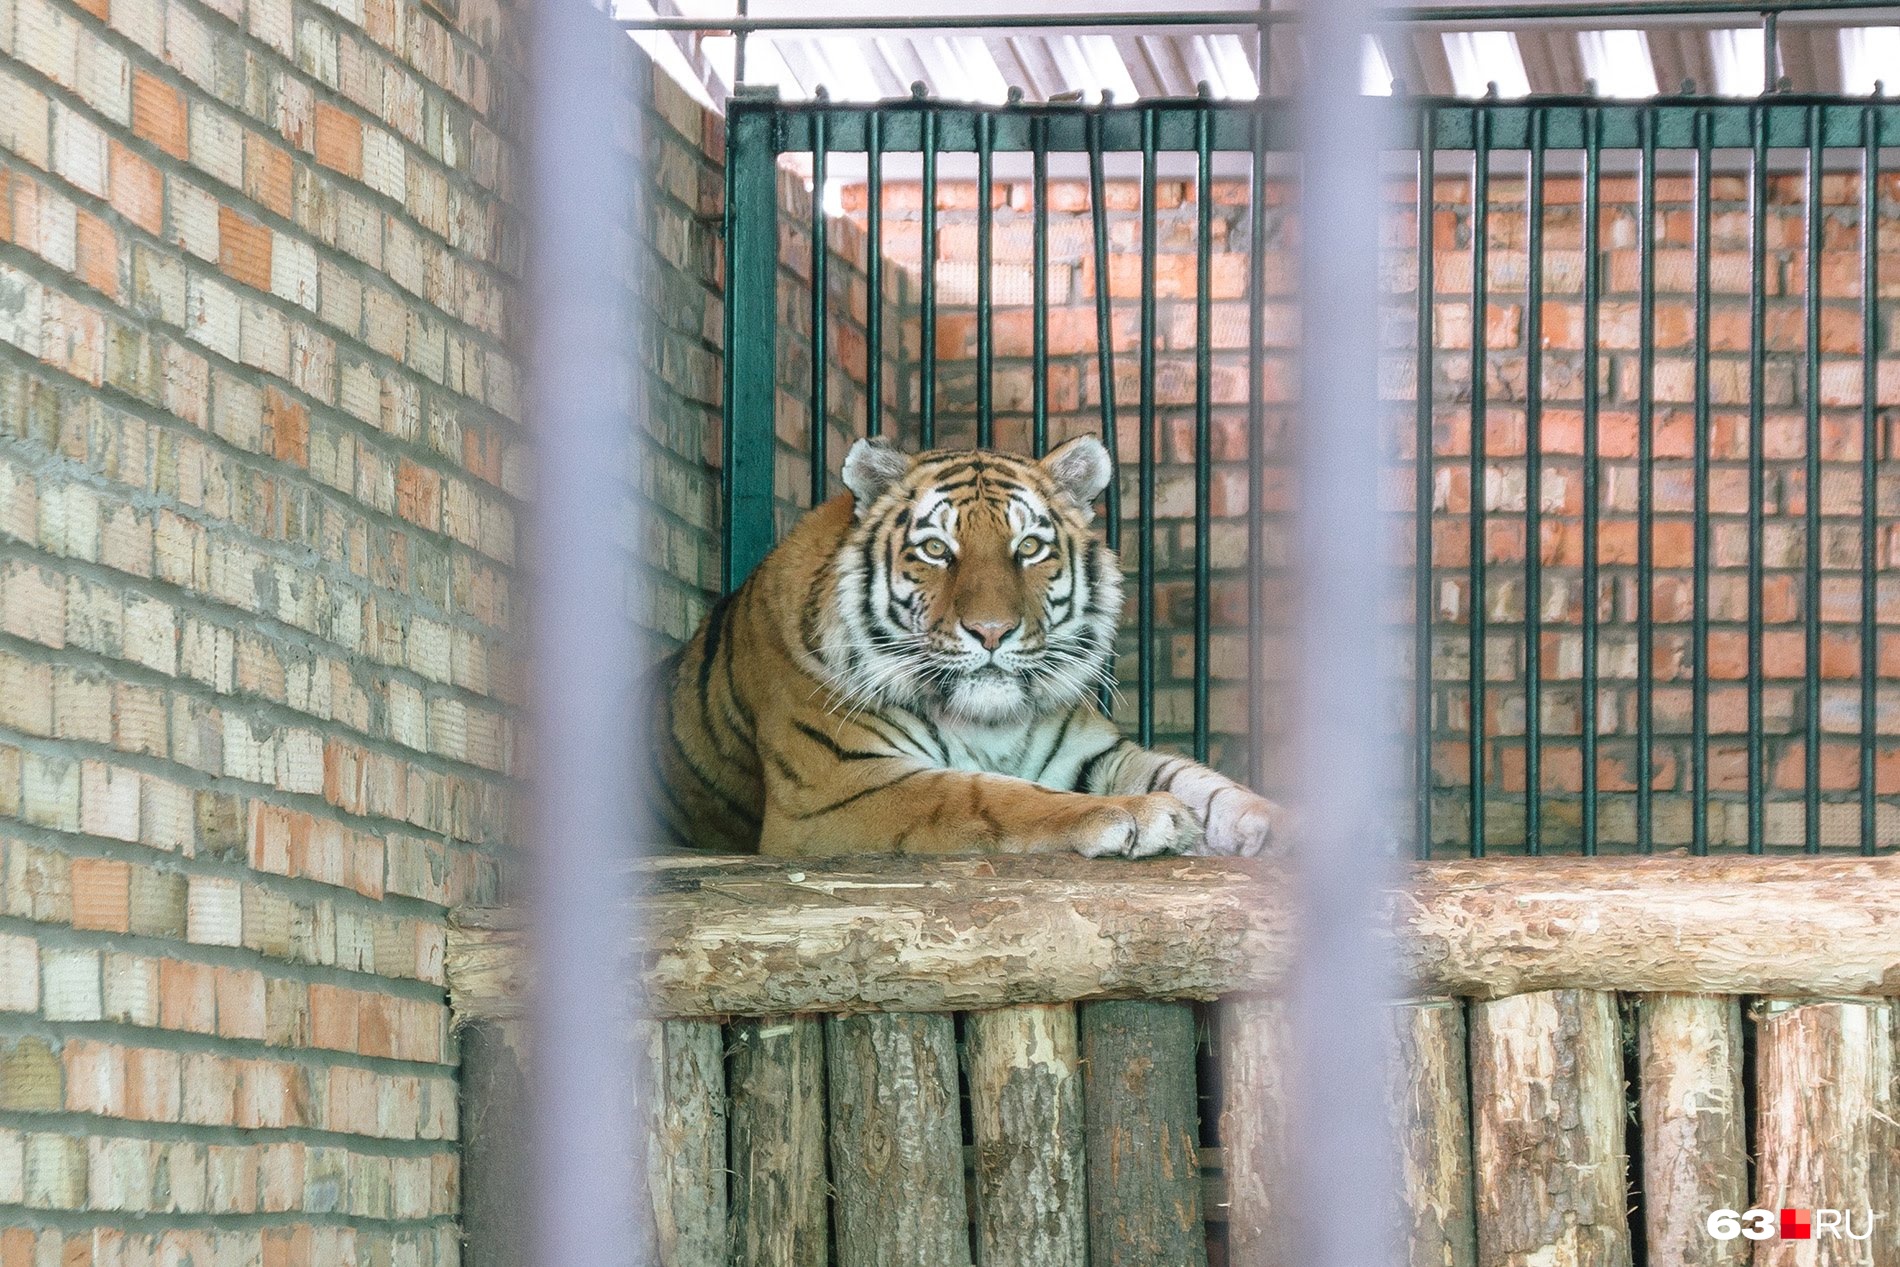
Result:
[448, 853, 1900, 1267]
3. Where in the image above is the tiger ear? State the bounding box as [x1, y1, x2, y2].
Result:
[1041, 435, 1112, 516]
[842, 437, 912, 516]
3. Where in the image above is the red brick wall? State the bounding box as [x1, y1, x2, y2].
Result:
[853, 168, 1900, 852]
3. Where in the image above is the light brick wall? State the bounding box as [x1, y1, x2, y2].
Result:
[0, 0, 525, 1246]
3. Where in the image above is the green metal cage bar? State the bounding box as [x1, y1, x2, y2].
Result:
[722, 90, 1900, 856]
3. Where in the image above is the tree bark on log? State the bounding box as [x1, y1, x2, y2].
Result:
[1217, 995, 1289, 1267]
[1751, 1000, 1898, 1267]
[965, 1003, 1088, 1267]
[824, 1012, 970, 1267]
[1470, 990, 1631, 1267]
[1080, 999, 1209, 1267]
[642, 1019, 728, 1267]
[728, 1015, 829, 1267]
[1638, 995, 1747, 1267]
[446, 855, 1900, 1021]
[1392, 999, 1477, 1267]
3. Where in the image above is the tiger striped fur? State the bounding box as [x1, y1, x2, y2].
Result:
[651, 435, 1279, 859]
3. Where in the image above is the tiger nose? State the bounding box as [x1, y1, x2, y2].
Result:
[962, 618, 1018, 651]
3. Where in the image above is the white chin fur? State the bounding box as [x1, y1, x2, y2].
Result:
[944, 674, 1032, 723]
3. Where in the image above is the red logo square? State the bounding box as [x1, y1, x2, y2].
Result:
[1780, 1209, 1812, 1239]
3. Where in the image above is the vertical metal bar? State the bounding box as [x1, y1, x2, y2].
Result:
[977, 111, 995, 448]
[921, 99, 939, 448]
[735, 0, 749, 85]
[866, 110, 884, 439]
[1138, 107, 1159, 748]
[1414, 109, 1437, 858]
[1805, 104, 1824, 851]
[1088, 107, 1123, 553]
[526, 0, 642, 1258]
[1581, 105, 1602, 855]
[1032, 116, 1050, 457]
[1247, 106, 1270, 795]
[1637, 107, 1657, 851]
[1763, 10, 1779, 93]
[1524, 111, 1546, 854]
[723, 98, 782, 590]
[1693, 108, 1713, 856]
[810, 101, 830, 506]
[1194, 96, 1215, 764]
[1469, 108, 1491, 858]
[1862, 105, 1880, 856]
[1748, 101, 1769, 853]
[1291, 0, 1400, 1256]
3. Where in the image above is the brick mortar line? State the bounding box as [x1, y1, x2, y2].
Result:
[0, 137, 533, 515]
[0, 446, 526, 728]
[0, 895, 456, 1004]
[0, 553, 522, 789]
[6, 11, 529, 393]
[0, 1009, 456, 1078]
[50, 0, 529, 279]
[0, 1202, 461, 1231]
[0, 619, 520, 830]
[0, 48, 537, 443]
[0, 1101, 463, 1156]
[0, 732, 510, 924]
[0, 1011, 457, 1087]
[0, 355, 524, 664]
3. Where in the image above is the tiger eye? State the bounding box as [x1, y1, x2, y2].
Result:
[919, 539, 949, 561]
[1016, 539, 1044, 562]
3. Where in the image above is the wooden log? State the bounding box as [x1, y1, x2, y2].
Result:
[1392, 999, 1477, 1267]
[965, 1003, 1088, 1267]
[445, 855, 1900, 1021]
[1217, 995, 1290, 1267]
[459, 1019, 530, 1267]
[728, 1015, 829, 1267]
[1637, 995, 1747, 1267]
[824, 1012, 970, 1267]
[1080, 999, 1209, 1267]
[1752, 1000, 1897, 1267]
[643, 1019, 729, 1267]
[1470, 990, 1631, 1267]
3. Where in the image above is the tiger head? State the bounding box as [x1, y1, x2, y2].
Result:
[822, 436, 1123, 726]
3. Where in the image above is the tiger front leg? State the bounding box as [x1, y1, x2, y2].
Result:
[759, 761, 1201, 859]
[1080, 742, 1281, 859]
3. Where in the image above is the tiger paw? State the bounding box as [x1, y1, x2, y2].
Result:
[1189, 790, 1280, 859]
[1071, 793, 1202, 859]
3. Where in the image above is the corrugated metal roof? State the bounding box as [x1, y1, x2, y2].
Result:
[619, 2, 1900, 107]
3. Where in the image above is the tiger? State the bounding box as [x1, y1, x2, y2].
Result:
[650, 434, 1279, 859]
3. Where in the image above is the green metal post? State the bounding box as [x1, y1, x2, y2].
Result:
[810, 101, 830, 505]
[866, 110, 884, 438]
[1692, 109, 1712, 855]
[1193, 97, 1214, 763]
[922, 100, 939, 447]
[723, 94, 782, 591]
[1032, 117, 1050, 457]
[1581, 105, 1601, 854]
[1863, 106, 1880, 855]
[1805, 104, 1824, 851]
[1138, 106, 1158, 747]
[1415, 109, 1436, 856]
[1524, 112, 1546, 852]
[977, 111, 995, 447]
[1469, 109, 1490, 857]
[1637, 106, 1657, 851]
[1748, 100, 1768, 852]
